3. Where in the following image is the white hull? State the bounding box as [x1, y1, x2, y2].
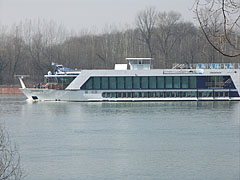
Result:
[20, 88, 240, 102]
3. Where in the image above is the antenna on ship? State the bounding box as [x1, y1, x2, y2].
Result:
[15, 75, 29, 89]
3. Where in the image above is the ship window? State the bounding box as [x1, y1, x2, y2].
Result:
[93, 77, 100, 89]
[182, 92, 186, 97]
[106, 92, 111, 98]
[207, 76, 224, 88]
[54, 77, 76, 89]
[133, 77, 140, 89]
[117, 77, 124, 89]
[216, 77, 224, 88]
[56, 77, 62, 83]
[165, 92, 171, 97]
[68, 77, 76, 84]
[125, 77, 132, 89]
[47, 77, 55, 83]
[208, 92, 213, 97]
[190, 77, 197, 89]
[111, 92, 116, 98]
[117, 92, 122, 98]
[85, 78, 93, 90]
[138, 92, 142, 97]
[224, 92, 229, 97]
[143, 92, 148, 97]
[109, 77, 116, 89]
[182, 77, 189, 89]
[176, 92, 180, 97]
[133, 92, 139, 97]
[157, 77, 164, 89]
[149, 92, 154, 97]
[166, 77, 172, 89]
[191, 92, 196, 97]
[127, 92, 132, 98]
[149, 77, 157, 89]
[186, 92, 192, 97]
[202, 92, 208, 97]
[160, 92, 164, 97]
[141, 77, 148, 89]
[101, 77, 109, 89]
[174, 77, 180, 89]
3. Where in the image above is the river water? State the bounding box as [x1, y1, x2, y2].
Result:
[0, 95, 239, 180]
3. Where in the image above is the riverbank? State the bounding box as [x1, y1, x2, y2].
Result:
[0, 86, 22, 94]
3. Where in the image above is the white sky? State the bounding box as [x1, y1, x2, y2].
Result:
[0, 0, 196, 32]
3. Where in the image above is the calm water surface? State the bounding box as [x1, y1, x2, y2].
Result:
[0, 95, 239, 180]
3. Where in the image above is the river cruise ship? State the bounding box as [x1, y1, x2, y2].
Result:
[18, 58, 240, 102]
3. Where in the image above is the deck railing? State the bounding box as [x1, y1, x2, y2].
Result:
[172, 63, 240, 69]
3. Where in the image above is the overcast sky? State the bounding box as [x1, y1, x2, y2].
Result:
[0, 0, 196, 31]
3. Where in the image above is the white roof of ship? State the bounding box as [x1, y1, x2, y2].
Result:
[126, 58, 154, 61]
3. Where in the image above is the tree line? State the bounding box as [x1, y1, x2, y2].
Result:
[0, 8, 239, 85]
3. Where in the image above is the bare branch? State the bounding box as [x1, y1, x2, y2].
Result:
[136, 7, 157, 57]
[0, 124, 23, 180]
[194, 0, 240, 57]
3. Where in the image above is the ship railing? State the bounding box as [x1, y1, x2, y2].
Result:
[195, 63, 240, 69]
[172, 63, 240, 69]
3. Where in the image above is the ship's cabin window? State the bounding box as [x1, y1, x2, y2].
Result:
[174, 77, 180, 89]
[45, 76, 76, 89]
[141, 77, 149, 89]
[93, 77, 100, 89]
[190, 77, 197, 89]
[125, 77, 132, 89]
[182, 77, 189, 89]
[165, 77, 172, 89]
[206, 76, 224, 88]
[117, 77, 124, 89]
[85, 78, 93, 90]
[102, 77, 108, 89]
[109, 77, 116, 89]
[133, 77, 140, 89]
[149, 77, 156, 89]
[157, 77, 164, 89]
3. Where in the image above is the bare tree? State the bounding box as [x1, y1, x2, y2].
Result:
[136, 7, 157, 58]
[8, 25, 25, 83]
[0, 33, 9, 84]
[0, 124, 23, 180]
[155, 12, 187, 68]
[0, 55, 8, 85]
[195, 0, 240, 57]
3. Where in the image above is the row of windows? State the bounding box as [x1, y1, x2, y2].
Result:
[82, 76, 197, 90]
[46, 77, 76, 85]
[102, 91, 230, 98]
[206, 76, 225, 88]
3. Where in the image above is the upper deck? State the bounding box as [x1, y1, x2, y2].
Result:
[172, 63, 240, 70]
